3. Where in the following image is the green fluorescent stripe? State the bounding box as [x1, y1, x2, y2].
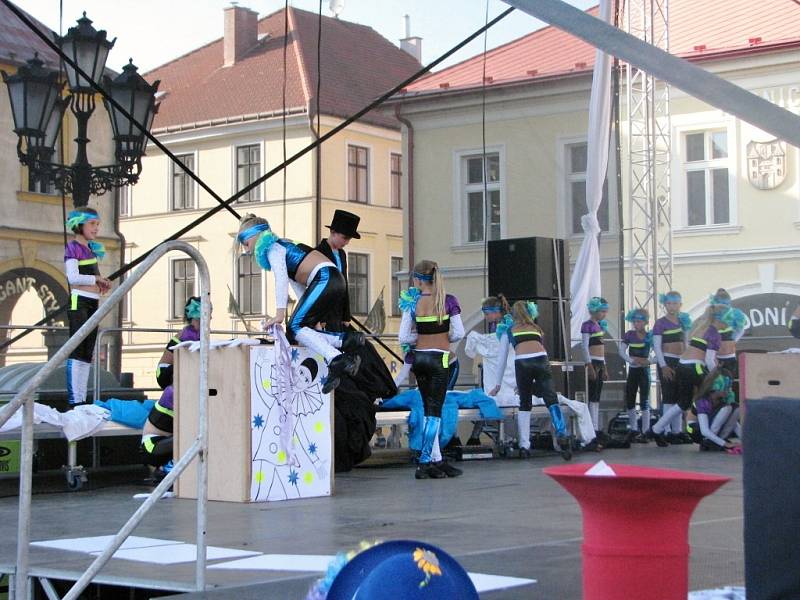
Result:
[154, 403, 174, 418]
[415, 315, 449, 322]
[71, 293, 78, 310]
[663, 328, 681, 334]
[691, 337, 707, 344]
[143, 438, 155, 453]
[77, 258, 97, 266]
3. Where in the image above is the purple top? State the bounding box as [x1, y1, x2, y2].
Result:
[445, 294, 461, 316]
[179, 325, 200, 342]
[694, 396, 714, 416]
[64, 240, 94, 261]
[581, 320, 602, 335]
[698, 326, 722, 352]
[157, 385, 174, 412]
[652, 316, 680, 335]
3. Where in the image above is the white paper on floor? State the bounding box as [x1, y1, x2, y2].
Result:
[32, 536, 179, 554]
[467, 573, 536, 592]
[689, 587, 746, 600]
[586, 460, 616, 476]
[91, 543, 259, 564]
[209, 554, 335, 572]
[132, 492, 175, 500]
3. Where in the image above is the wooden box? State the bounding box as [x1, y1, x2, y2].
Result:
[740, 352, 800, 401]
[174, 344, 334, 502]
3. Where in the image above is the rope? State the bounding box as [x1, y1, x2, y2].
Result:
[481, 0, 490, 299]
[0, 3, 515, 352]
[282, 1, 289, 236]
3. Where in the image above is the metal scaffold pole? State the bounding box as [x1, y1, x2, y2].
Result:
[625, 0, 672, 314]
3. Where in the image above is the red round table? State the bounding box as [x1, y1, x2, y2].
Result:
[544, 463, 730, 600]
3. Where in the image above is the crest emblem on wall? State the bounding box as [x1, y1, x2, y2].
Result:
[747, 139, 787, 190]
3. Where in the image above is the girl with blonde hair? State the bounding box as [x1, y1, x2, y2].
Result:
[237, 214, 363, 393]
[398, 259, 465, 479]
[490, 300, 572, 460]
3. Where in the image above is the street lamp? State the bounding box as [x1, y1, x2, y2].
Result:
[1, 13, 160, 207]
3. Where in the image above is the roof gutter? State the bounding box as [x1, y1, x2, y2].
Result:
[394, 104, 415, 273]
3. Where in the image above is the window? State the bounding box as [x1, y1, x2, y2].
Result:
[390, 153, 402, 208]
[348, 252, 369, 315]
[236, 144, 261, 203]
[348, 145, 369, 203]
[390, 257, 403, 317]
[237, 254, 262, 315]
[683, 130, 730, 226]
[462, 153, 501, 243]
[171, 259, 196, 319]
[117, 185, 130, 217]
[567, 142, 609, 234]
[172, 154, 195, 211]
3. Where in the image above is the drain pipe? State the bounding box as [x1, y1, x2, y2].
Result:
[394, 105, 415, 274]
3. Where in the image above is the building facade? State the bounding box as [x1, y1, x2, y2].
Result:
[391, 0, 800, 382]
[119, 6, 419, 386]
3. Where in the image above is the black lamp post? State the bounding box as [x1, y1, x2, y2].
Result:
[1, 13, 160, 207]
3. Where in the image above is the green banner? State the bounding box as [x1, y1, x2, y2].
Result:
[0, 440, 20, 475]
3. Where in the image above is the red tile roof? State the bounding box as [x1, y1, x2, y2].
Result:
[0, 2, 59, 69]
[146, 6, 421, 132]
[404, 0, 800, 96]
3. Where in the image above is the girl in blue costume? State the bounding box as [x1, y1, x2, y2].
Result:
[155, 296, 203, 389]
[619, 308, 653, 442]
[490, 300, 572, 460]
[581, 297, 609, 431]
[63, 208, 111, 405]
[237, 214, 362, 394]
[652, 291, 692, 441]
[398, 259, 465, 479]
[650, 295, 722, 446]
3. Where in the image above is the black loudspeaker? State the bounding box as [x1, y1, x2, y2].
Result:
[488, 237, 569, 300]
[529, 298, 570, 362]
[743, 398, 800, 599]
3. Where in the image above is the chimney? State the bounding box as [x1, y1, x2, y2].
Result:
[400, 14, 422, 63]
[224, 3, 259, 67]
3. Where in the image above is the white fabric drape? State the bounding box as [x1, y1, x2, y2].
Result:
[569, 0, 614, 344]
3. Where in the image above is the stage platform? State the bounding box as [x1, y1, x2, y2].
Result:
[0, 445, 744, 599]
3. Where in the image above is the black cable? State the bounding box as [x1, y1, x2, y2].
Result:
[315, 0, 322, 236]
[58, 0, 69, 270]
[0, 5, 516, 352]
[282, 1, 289, 235]
[481, 0, 490, 299]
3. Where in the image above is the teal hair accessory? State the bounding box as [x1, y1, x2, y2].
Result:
[709, 293, 731, 306]
[495, 313, 513, 340]
[185, 298, 201, 320]
[644, 330, 653, 346]
[526, 301, 539, 320]
[625, 308, 647, 322]
[720, 307, 746, 334]
[253, 230, 280, 271]
[587, 297, 609, 313]
[598, 319, 609, 332]
[659, 292, 682, 305]
[711, 374, 731, 393]
[678, 312, 692, 331]
[398, 287, 421, 314]
[88, 240, 105, 260]
[65, 209, 98, 232]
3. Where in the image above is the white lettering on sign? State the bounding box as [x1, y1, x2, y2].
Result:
[743, 306, 789, 330]
[0, 277, 61, 312]
[753, 85, 800, 110]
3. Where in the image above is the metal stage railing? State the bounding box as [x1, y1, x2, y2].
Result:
[0, 241, 212, 600]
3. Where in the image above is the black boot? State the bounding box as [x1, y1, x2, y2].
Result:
[322, 354, 362, 394]
[434, 460, 463, 477]
[652, 431, 670, 447]
[558, 436, 573, 461]
[415, 463, 447, 479]
[341, 331, 366, 353]
[518, 447, 531, 459]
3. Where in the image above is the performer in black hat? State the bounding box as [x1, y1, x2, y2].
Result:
[316, 209, 361, 329]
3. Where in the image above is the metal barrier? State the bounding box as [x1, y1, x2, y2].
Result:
[0, 241, 212, 600]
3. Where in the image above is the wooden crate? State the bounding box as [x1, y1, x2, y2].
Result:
[174, 344, 334, 502]
[740, 352, 800, 402]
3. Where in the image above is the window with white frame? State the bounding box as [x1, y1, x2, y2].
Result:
[117, 185, 130, 217]
[171, 258, 196, 319]
[348, 252, 369, 315]
[172, 154, 195, 211]
[566, 142, 609, 235]
[237, 254, 262, 315]
[348, 145, 369, 203]
[236, 144, 261, 203]
[462, 153, 501, 243]
[682, 130, 730, 226]
[390, 153, 402, 208]
[390, 256, 403, 317]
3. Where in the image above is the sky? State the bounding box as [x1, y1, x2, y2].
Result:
[13, 0, 597, 74]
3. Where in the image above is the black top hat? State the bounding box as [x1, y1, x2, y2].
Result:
[325, 209, 361, 239]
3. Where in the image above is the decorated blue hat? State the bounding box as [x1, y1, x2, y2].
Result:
[326, 540, 478, 600]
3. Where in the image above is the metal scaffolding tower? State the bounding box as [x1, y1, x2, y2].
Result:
[625, 0, 672, 315]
